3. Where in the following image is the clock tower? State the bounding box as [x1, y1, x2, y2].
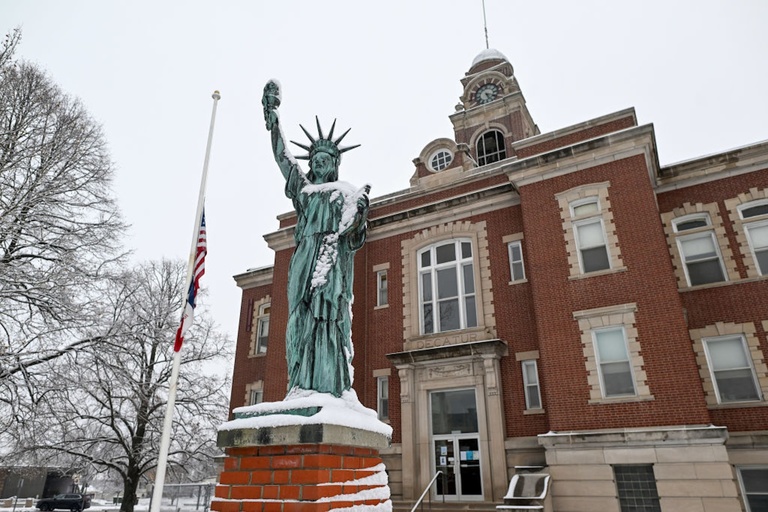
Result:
[452, 48, 538, 159]
[410, 49, 538, 185]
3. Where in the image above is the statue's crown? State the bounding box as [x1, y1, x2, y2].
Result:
[291, 117, 360, 161]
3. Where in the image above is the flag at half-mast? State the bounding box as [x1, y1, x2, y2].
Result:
[175, 210, 207, 352]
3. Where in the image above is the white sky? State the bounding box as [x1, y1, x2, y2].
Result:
[3, 1, 767, 365]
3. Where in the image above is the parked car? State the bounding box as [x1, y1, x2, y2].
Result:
[35, 494, 91, 511]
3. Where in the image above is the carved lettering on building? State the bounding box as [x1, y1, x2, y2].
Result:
[405, 332, 479, 351]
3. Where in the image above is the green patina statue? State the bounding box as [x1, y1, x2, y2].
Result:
[262, 80, 370, 398]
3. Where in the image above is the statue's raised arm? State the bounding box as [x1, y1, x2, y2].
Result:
[262, 80, 297, 181]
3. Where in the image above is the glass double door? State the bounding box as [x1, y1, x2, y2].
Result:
[430, 388, 483, 501]
[433, 436, 482, 500]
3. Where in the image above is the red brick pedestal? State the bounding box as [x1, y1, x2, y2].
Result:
[212, 423, 391, 512]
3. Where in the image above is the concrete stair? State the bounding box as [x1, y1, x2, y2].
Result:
[391, 500, 500, 512]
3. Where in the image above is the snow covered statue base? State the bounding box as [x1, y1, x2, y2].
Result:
[213, 389, 393, 512]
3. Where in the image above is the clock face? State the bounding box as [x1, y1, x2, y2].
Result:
[475, 83, 500, 104]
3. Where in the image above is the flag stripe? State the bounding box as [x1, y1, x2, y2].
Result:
[174, 210, 207, 352]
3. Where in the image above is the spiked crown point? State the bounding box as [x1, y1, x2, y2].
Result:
[290, 116, 360, 160]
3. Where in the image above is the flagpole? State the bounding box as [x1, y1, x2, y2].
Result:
[150, 90, 221, 512]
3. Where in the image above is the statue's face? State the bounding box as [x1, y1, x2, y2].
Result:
[310, 151, 338, 183]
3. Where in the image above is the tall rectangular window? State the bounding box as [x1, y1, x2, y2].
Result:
[703, 335, 761, 403]
[377, 376, 389, 421]
[508, 241, 525, 282]
[613, 465, 661, 512]
[745, 222, 768, 275]
[377, 270, 388, 307]
[521, 360, 541, 409]
[594, 327, 636, 398]
[255, 303, 270, 354]
[575, 218, 610, 273]
[673, 214, 727, 286]
[738, 467, 768, 512]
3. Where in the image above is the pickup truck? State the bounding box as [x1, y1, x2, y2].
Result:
[35, 494, 91, 511]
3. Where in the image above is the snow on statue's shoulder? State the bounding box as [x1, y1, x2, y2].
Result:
[304, 180, 371, 234]
[220, 389, 393, 437]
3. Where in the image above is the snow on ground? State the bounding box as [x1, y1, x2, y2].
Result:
[0, 498, 211, 512]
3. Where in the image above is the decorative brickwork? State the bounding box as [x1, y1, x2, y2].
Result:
[212, 444, 390, 512]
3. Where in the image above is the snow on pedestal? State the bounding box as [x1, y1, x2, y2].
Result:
[213, 390, 393, 512]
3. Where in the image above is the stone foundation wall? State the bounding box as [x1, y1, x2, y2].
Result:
[538, 426, 742, 512]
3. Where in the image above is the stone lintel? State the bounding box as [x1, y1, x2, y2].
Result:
[218, 423, 390, 450]
[386, 338, 507, 366]
[538, 425, 729, 449]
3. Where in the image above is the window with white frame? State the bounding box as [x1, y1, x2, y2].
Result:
[521, 360, 542, 409]
[740, 201, 768, 276]
[254, 303, 270, 354]
[673, 214, 727, 286]
[429, 149, 453, 172]
[377, 270, 388, 307]
[244, 381, 263, 406]
[571, 198, 610, 273]
[249, 388, 263, 405]
[377, 376, 389, 421]
[508, 241, 525, 282]
[703, 335, 762, 403]
[738, 467, 768, 512]
[593, 327, 636, 398]
[418, 239, 477, 334]
[476, 130, 506, 166]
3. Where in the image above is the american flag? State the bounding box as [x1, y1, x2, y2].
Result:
[174, 210, 207, 352]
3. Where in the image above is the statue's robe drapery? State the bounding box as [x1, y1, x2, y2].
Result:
[284, 166, 366, 397]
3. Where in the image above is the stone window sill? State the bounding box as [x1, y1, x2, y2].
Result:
[374, 304, 389, 310]
[523, 408, 545, 415]
[588, 395, 655, 405]
[707, 400, 768, 410]
[569, 266, 628, 281]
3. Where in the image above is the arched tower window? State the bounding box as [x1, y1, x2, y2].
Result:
[476, 130, 506, 166]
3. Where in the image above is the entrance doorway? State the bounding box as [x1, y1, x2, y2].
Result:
[430, 389, 483, 500]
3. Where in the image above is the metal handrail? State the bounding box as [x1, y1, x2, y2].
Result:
[410, 471, 443, 512]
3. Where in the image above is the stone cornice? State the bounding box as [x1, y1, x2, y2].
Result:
[232, 266, 274, 290]
[655, 139, 768, 193]
[263, 182, 519, 251]
[510, 108, 637, 152]
[506, 124, 659, 187]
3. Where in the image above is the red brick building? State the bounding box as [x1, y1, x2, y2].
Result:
[228, 49, 768, 512]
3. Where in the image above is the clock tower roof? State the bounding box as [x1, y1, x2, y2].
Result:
[468, 48, 510, 75]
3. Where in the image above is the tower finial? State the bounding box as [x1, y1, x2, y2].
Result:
[482, 0, 490, 49]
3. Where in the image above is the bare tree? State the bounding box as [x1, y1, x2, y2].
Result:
[0, 28, 126, 428]
[25, 260, 230, 512]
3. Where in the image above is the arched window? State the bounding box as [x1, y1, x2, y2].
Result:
[476, 130, 506, 166]
[418, 239, 477, 334]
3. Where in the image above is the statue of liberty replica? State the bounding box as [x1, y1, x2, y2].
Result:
[215, 82, 390, 512]
[262, 80, 370, 399]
